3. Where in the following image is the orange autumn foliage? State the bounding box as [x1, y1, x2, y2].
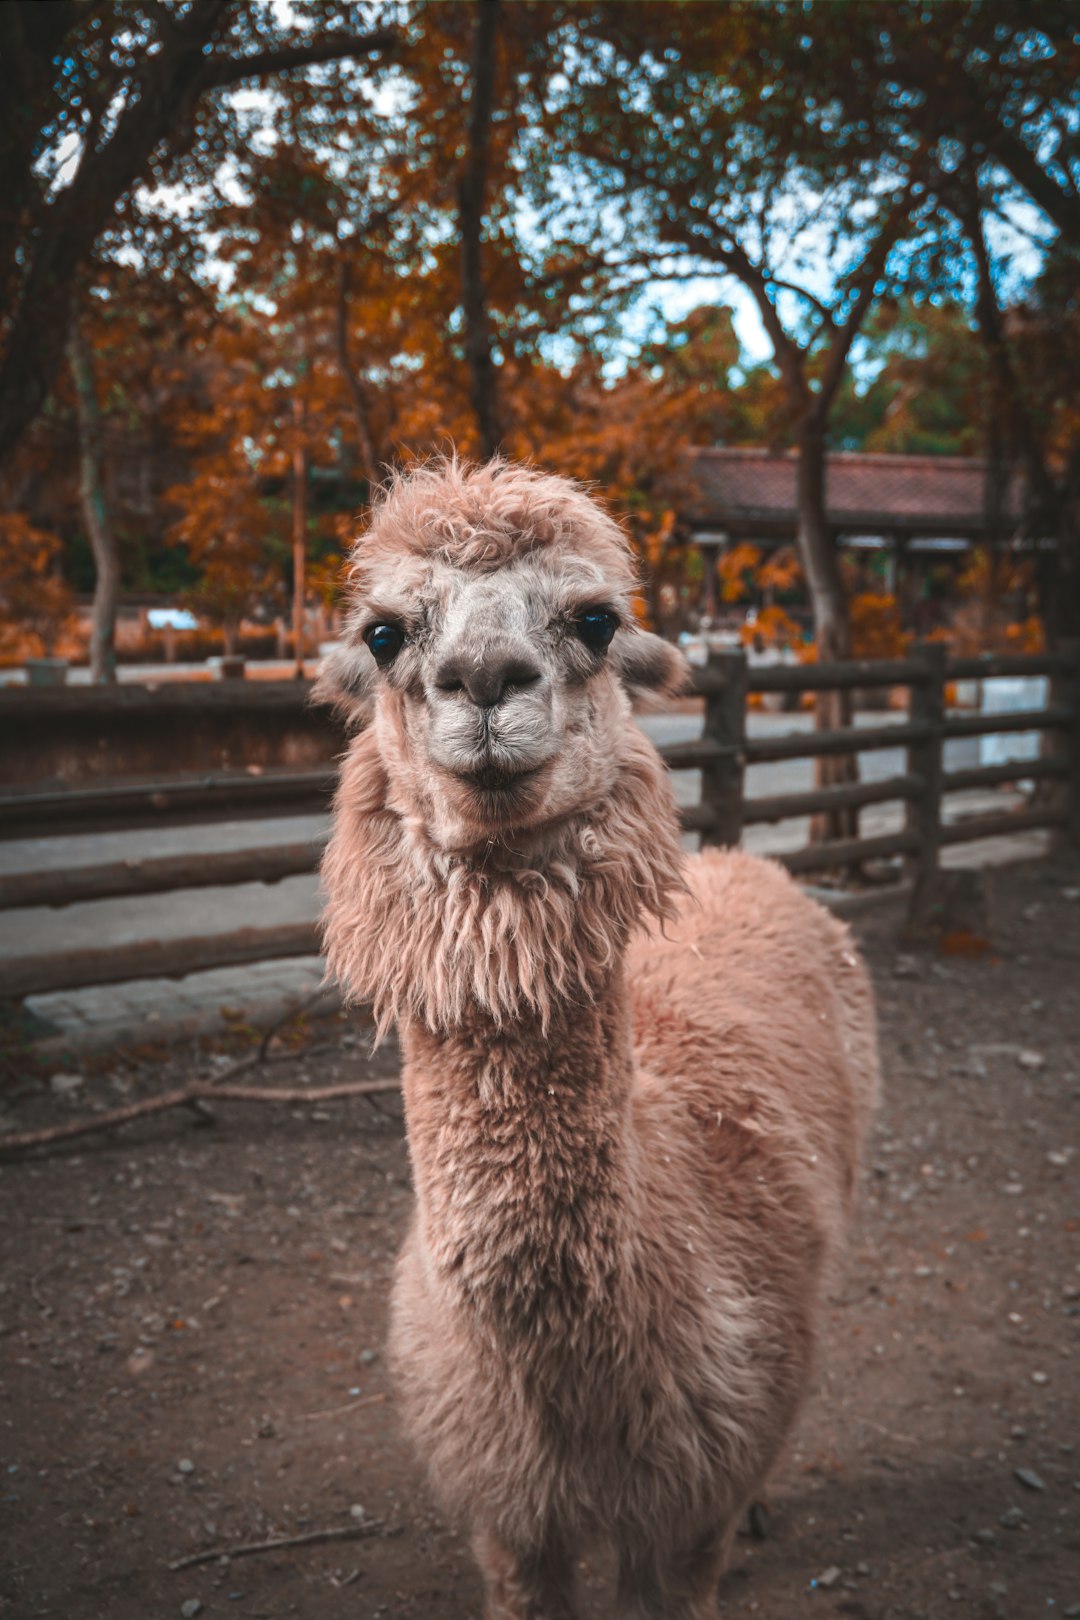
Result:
[0, 513, 77, 661]
[848, 591, 911, 660]
[741, 603, 802, 650]
[718, 542, 763, 603]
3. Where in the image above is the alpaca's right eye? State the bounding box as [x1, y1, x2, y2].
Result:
[364, 623, 405, 665]
[574, 608, 619, 652]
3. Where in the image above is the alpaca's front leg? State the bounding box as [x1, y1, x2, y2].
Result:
[615, 1522, 734, 1620]
[473, 1526, 579, 1620]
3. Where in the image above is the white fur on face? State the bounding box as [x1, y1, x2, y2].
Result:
[364, 553, 636, 850]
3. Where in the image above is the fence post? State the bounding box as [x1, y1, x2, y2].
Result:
[1050, 637, 1080, 851]
[699, 647, 747, 848]
[904, 640, 946, 926]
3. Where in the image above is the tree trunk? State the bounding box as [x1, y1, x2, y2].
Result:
[334, 259, 381, 488]
[795, 414, 858, 843]
[958, 170, 1067, 642]
[68, 319, 119, 683]
[292, 393, 308, 679]
[1050, 439, 1080, 646]
[458, 0, 504, 459]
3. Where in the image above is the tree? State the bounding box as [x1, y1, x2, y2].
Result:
[543, 5, 933, 660]
[750, 1, 1079, 640]
[0, 0, 400, 467]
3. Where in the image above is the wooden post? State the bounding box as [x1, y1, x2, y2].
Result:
[904, 640, 946, 926]
[699, 647, 747, 848]
[1050, 638, 1080, 851]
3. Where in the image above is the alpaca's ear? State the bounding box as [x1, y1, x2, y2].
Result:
[610, 629, 690, 712]
[313, 641, 377, 729]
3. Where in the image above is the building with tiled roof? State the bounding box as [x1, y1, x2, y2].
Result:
[683, 448, 1023, 546]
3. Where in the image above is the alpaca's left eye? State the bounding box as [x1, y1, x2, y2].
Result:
[364, 623, 405, 664]
[574, 608, 618, 652]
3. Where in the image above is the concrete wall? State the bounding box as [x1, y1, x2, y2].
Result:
[1, 682, 346, 788]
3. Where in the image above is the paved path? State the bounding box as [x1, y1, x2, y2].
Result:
[4, 711, 1048, 1052]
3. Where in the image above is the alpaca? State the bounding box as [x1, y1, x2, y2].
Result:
[319, 458, 880, 1620]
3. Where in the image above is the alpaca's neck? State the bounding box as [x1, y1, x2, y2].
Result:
[322, 725, 687, 1038]
[322, 724, 688, 1328]
[400, 965, 637, 1331]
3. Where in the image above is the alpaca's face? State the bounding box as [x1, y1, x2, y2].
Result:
[322, 464, 686, 851]
[363, 554, 681, 848]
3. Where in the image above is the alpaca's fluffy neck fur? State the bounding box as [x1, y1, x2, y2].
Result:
[321, 724, 687, 1325]
[321, 724, 685, 1039]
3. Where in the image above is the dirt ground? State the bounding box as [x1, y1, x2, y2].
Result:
[2, 854, 1078, 1620]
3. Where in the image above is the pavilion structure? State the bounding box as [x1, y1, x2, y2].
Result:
[681, 448, 1025, 620]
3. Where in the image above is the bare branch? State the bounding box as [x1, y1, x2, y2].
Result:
[201, 28, 400, 89]
[169, 1517, 395, 1572]
[815, 176, 921, 409]
[0, 1055, 398, 1155]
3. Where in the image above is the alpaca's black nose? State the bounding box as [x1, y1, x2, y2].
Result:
[436, 651, 543, 708]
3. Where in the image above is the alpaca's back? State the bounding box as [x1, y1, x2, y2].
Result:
[628, 848, 880, 1260]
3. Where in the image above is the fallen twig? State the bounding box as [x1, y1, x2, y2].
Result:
[302, 1391, 387, 1421]
[168, 1517, 393, 1571]
[0, 1072, 400, 1154]
[256, 982, 340, 1062]
[858, 1414, 917, 1446]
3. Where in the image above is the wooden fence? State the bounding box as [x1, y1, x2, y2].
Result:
[2, 646, 1077, 1001]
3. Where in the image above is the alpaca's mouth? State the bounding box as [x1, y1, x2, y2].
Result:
[460, 763, 539, 793]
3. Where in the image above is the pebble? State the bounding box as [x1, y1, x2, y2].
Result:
[999, 1505, 1026, 1529]
[893, 956, 919, 979]
[972, 1528, 996, 1545]
[1014, 1467, 1046, 1491]
[1063, 1606, 1080, 1618]
[49, 1072, 83, 1094]
[359, 1347, 378, 1364]
[1031, 1371, 1050, 1385]
[816, 1566, 841, 1589]
[177, 1458, 195, 1475]
[181, 1603, 203, 1619]
[1017, 1049, 1045, 1070]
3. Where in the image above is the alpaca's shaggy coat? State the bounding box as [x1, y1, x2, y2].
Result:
[321, 459, 880, 1619]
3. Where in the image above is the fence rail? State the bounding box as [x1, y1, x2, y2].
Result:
[2, 644, 1077, 999]
[694, 644, 1078, 921]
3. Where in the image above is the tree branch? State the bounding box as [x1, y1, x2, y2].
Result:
[0, 1069, 399, 1155]
[201, 28, 399, 88]
[661, 206, 809, 406]
[0, 7, 401, 469]
[894, 38, 1080, 248]
[816, 178, 918, 410]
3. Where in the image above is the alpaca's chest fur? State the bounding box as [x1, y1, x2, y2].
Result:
[388, 995, 819, 1547]
[399, 1000, 632, 1336]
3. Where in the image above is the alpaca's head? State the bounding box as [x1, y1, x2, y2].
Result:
[321, 458, 686, 851]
